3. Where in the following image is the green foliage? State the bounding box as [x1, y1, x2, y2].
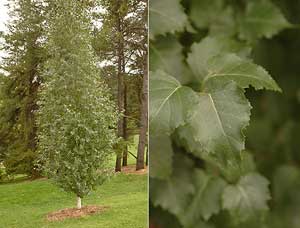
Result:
[150, 70, 197, 135]
[0, 167, 7, 181]
[150, 154, 195, 218]
[94, 0, 147, 138]
[189, 0, 235, 36]
[238, 0, 291, 41]
[244, 1, 300, 226]
[180, 170, 226, 224]
[149, 135, 173, 179]
[0, 0, 46, 176]
[149, 0, 290, 227]
[150, 0, 188, 39]
[150, 35, 195, 85]
[37, 0, 117, 198]
[222, 173, 270, 223]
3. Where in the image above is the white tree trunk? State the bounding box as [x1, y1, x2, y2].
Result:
[77, 196, 82, 209]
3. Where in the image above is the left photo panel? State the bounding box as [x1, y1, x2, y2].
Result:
[0, 1, 148, 228]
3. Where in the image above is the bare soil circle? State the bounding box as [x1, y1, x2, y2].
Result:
[47, 205, 109, 221]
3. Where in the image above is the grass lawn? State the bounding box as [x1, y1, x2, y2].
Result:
[0, 135, 148, 227]
[0, 173, 147, 228]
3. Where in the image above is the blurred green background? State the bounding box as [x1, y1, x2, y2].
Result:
[150, 0, 300, 227]
[244, 1, 300, 226]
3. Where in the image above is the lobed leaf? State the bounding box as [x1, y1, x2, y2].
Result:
[222, 172, 271, 222]
[150, 36, 195, 85]
[149, 135, 173, 180]
[203, 53, 282, 91]
[187, 37, 251, 82]
[180, 170, 226, 226]
[189, 0, 236, 36]
[150, 70, 198, 135]
[239, 0, 291, 41]
[150, 154, 195, 216]
[182, 80, 251, 165]
[149, 0, 188, 39]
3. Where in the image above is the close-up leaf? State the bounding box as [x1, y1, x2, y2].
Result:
[149, 135, 173, 179]
[149, 70, 198, 135]
[148, 0, 299, 227]
[182, 80, 251, 164]
[222, 172, 271, 222]
[150, 154, 195, 217]
[203, 53, 282, 91]
[149, 0, 188, 38]
[187, 37, 251, 82]
[150, 35, 195, 85]
[189, 0, 236, 36]
[239, 0, 291, 41]
[180, 170, 226, 226]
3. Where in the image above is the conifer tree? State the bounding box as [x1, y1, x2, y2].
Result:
[0, 0, 45, 176]
[95, 0, 148, 170]
[37, 0, 117, 208]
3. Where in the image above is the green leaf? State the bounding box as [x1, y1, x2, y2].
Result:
[220, 151, 258, 183]
[180, 170, 226, 226]
[149, 135, 173, 179]
[181, 80, 251, 165]
[187, 37, 251, 81]
[189, 0, 223, 28]
[239, 0, 291, 41]
[150, 36, 195, 85]
[149, 0, 188, 38]
[239, 152, 256, 175]
[189, 0, 236, 36]
[222, 172, 271, 222]
[203, 53, 282, 91]
[150, 154, 195, 216]
[150, 70, 198, 135]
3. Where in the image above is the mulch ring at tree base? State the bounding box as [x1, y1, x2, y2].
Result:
[47, 205, 110, 221]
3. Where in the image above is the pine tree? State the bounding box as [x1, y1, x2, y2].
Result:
[97, 0, 127, 172]
[37, 0, 118, 208]
[0, 0, 45, 176]
[133, 0, 148, 170]
[95, 0, 148, 170]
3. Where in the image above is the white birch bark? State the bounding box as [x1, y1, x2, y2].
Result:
[77, 196, 82, 209]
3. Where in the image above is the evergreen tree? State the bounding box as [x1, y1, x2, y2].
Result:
[98, 0, 127, 172]
[37, 0, 118, 208]
[0, 73, 7, 162]
[133, 0, 148, 171]
[0, 0, 45, 176]
[95, 0, 148, 170]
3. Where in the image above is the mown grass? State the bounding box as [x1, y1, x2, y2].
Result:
[0, 135, 148, 228]
[0, 173, 147, 228]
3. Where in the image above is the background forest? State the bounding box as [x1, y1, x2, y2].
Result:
[0, 0, 147, 178]
[0, 0, 147, 227]
[149, 0, 300, 227]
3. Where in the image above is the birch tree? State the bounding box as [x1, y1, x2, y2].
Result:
[37, 0, 117, 209]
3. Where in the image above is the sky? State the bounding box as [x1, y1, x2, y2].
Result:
[0, 0, 8, 67]
[0, 0, 9, 32]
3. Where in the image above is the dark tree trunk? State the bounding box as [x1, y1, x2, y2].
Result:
[115, 13, 124, 172]
[136, 59, 148, 170]
[122, 147, 128, 166]
[122, 84, 128, 167]
[26, 45, 40, 177]
[145, 146, 148, 166]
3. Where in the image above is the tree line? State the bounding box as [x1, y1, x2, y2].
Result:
[0, 0, 148, 180]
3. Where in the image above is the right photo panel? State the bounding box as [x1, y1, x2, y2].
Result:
[149, 0, 300, 227]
